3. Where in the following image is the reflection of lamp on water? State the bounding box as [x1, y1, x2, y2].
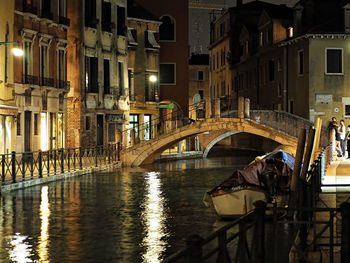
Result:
[1, 22, 24, 84]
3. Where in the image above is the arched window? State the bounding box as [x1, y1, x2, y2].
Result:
[159, 15, 175, 41]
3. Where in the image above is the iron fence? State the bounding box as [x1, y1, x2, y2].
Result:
[1, 144, 119, 185]
[165, 147, 348, 263]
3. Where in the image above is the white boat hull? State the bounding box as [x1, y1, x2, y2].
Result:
[211, 188, 267, 218]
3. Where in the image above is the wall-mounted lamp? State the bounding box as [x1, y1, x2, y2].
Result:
[149, 74, 157, 83]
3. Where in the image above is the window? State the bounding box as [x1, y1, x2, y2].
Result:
[85, 56, 98, 93]
[277, 84, 282, 97]
[216, 52, 219, 69]
[117, 6, 126, 36]
[288, 27, 294, 38]
[17, 113, 21, 136]
[23, 41, 32, 77]
[160, 63, 175, 84]
[345, 105, 350, 117]
[212, 55, 215, 70]
[144, 115, 151, 141]
[259, 32, 263, 46]
[220, 22, 225, 36]
[129, 114, 139, 141]
[145, 72, 158, 101]
[104, 59, 110, 94]
[34, 113, 39, 135]
[102, 0, 111, 32]
[269, 60, 274, 81]
[58, 49, 66, 88]
[128, 69, 134, 100]
[41, 0, 52, 19]
[277, 58, 282, 71]
[326, 49, 343, 74]
[298, 50, 304, 75]
[85, 116, 91, 131]
[223, 47, 226, 65]
[160, 15, 175, 41]
[85, 0, 97, 28]
[289, 100, 294, 114]
[59, 0, 66, 18]
[221, 80, 225, 96]
[198, 90, 204, 100]
[145, 30, 160, 49]
[118, 62, 124, 95]
[40, 45, 49, 81]
[198, 70, 204, 81]
[127, 28, 138, 47]
[108, 123, 116, 143]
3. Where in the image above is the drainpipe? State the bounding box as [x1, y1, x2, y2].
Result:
[283, 45, 288, 112]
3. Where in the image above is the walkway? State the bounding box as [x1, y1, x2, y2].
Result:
[323, 157, 350, 191]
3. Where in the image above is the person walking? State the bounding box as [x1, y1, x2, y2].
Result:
[329, 120, 342, 157]
[339, 120, 346, 157]
[346, 125, 350, 159]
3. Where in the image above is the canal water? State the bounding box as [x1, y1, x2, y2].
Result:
[0, 151, 293, 262]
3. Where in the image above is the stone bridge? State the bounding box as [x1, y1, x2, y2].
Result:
[121, 110, 326, 167]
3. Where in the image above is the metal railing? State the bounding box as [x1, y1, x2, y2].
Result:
[165, 148, 348, 262]
[1, 144, 120, 185]
[123, 97, 329, 149]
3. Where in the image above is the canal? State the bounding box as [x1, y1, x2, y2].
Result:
[0, 150, 293, 262]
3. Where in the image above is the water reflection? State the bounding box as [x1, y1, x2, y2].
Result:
[8, 233, 33, 262]
[38, 186, 50, 262]
[141, 172, 169, 263]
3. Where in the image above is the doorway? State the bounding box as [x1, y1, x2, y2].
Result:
[97, 114, 104, 146]
[50, 112, 57, 149]
[24, 111, 31, 152]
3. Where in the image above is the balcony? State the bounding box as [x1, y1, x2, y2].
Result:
[40, 77, 54, 87]
[22, 75, 39, 85]
[41, 10, 53, 20]
[22, 3, 37, 15]
[57, 80, 70, 90]
[59, 16, 70, 27]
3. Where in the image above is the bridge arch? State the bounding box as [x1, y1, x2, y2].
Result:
[202, 131, 240, 158]
[121, 118, 298, 167]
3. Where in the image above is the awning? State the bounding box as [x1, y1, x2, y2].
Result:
[127, 28, 138, 47]
[147, 30, 160, 49]
[0, 104, 18, 116]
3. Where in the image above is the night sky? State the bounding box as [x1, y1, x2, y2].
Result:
[189, 0, 299, 54]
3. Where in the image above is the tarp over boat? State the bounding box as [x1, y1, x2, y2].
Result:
[208, 151, 294, 195]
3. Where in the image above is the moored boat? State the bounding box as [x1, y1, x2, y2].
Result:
[203, 151, 294, 218]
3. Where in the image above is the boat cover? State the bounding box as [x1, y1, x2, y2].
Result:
[208, 152, 294, 195]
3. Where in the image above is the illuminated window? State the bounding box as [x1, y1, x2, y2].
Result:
[288, 27, 294, 38]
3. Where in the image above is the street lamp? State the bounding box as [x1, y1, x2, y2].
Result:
[149, 74, 157, 83]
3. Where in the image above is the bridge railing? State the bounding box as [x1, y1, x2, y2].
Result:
[1, 144, 119, 185]
[122, 97, 329, 148]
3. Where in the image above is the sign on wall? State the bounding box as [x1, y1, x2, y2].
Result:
[316, 94, 332, 103]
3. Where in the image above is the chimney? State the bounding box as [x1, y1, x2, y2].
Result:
[343, 4, 350, 33]
[237, 0, 242, 7]
[293, 4, 303, 36]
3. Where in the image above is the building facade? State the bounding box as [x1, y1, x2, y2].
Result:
[9, 0, 70, 153]
[67, 0, 129, 148]
[0, 0, 17, 155]
[127, 1, 161, 143]
[135, 0, 189, 115]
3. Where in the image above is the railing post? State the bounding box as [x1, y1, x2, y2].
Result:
[22, 152, 26, 181]
[60, 148, 64, 174]
[38, 150, 42, 178]
[11, 151, 16, 183]
[185, 234, 203, 263]
[108, 144, 111, 164]
[341, 202, 350, 263]
[73, 148, 76, 170]
[2, 154, 5, 183]
[67, 149, 70, 172]
[252, 201, 266, 263]
[79, 147, 83, 169]
[95, 146, 98, 167]
[236, 220, 250, 263]
[117, 142, 120, 161]
[216, 231, 230, 263]
[47, 150, 50, 176]
[54, 149, 57, 175]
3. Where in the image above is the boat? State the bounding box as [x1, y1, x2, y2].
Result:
[203, 151, 295, 218]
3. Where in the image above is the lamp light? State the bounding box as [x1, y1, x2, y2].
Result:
[12, 47, 24, 57]
[149, 75, 157, 83]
